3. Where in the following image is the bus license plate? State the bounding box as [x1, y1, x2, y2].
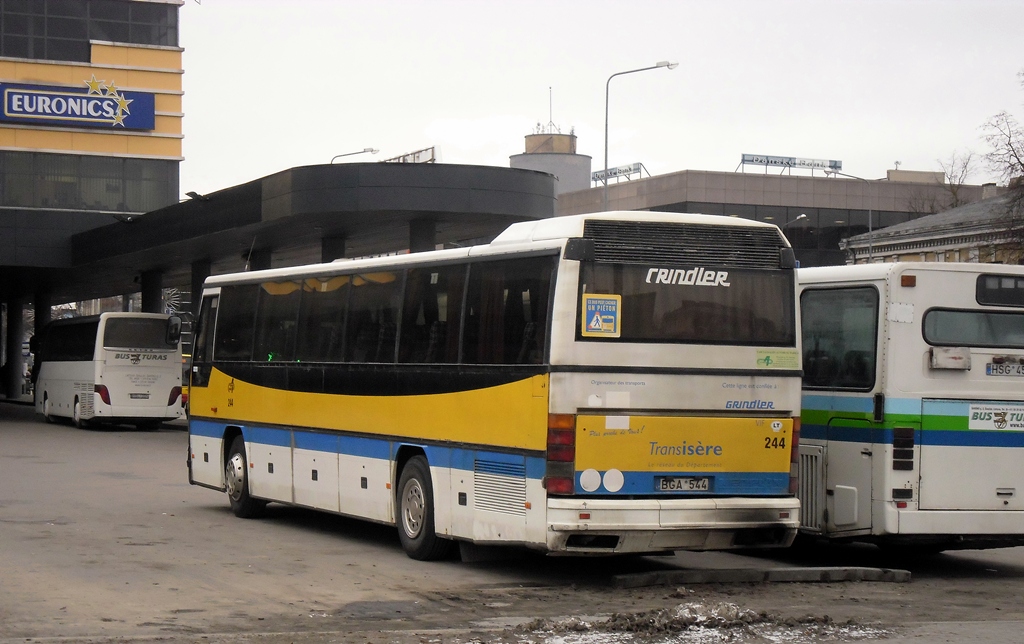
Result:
[129, 393, 150, 399]
[657, 476, 710, 492]
[987, 363, 1024, 376]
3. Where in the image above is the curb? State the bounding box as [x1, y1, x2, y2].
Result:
[613, 566, 911, 588]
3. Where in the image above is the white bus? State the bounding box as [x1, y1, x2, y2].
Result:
[33, 312, 184, 429]
[798, 262, 1024, 551]
[187, 211, 802, 559]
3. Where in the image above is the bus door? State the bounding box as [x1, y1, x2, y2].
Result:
[800, 285, 879, 535]
[918, 398, 1024, 511]
[823, 398, 874, 533]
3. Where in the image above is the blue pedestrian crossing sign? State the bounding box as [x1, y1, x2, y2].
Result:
[581, 294, 621, 338]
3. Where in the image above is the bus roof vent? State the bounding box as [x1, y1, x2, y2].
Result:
[583, 220, 788, 269]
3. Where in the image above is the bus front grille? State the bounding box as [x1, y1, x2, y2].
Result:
[583, 220, 787, 269]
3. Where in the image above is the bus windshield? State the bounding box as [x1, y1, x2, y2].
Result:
[103, 318, 176, 350]
[579, 262, 795, 345]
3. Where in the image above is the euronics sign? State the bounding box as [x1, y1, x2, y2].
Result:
[0, 75, 155, 130]
[741, 154, 841, 171]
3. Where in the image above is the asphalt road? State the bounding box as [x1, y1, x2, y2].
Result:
[4, 400, 1024, 643]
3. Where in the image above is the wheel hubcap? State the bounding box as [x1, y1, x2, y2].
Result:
[402, 479, 425, 538]
[225, 452, 246, 501]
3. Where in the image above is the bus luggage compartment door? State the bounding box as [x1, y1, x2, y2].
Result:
[919, 399, 1024, 511]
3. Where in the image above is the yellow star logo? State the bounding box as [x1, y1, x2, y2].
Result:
[104, 81, 119, 96]
[112, 110, 126, 126]
[116, 94, 132, 114]
[85, 74, 105, 94]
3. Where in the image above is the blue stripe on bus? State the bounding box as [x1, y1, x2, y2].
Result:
[803, 395, 921, 416]
[192, 423, 787, 493]
[920, 430, 1024, 448]
[575, 471, 789, 496]
[803, 423, 1024, 448]
[191, 421, 544, 477]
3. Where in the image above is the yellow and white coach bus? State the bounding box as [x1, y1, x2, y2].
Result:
[33, 312, 184, 429]
[798, 262, 1024, 552]
[187, 212, 802, 559]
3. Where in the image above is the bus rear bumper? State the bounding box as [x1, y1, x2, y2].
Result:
[893, 507, 1024, 538]
[545, 496, 800, 554]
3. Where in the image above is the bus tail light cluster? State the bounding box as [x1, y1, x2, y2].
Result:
[544, 414, 576, 495]
[788, 416, 801, 495]
[168, 386, 182, 406]
[892, 427, 915, 471]
[94, 384, 111, 405]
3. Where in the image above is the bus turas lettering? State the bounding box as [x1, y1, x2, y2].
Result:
[649, 441, 724, 457]
[645, 267, 730, 287]
[726, 400, 775, 409]
[113, 353, 168, 361]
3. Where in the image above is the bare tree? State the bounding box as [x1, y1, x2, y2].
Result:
[938, 149, 975, 209]
[903, 150, 975, 215]
[984, 70, 1024, 262]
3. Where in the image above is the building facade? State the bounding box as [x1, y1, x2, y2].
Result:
[0, 0, 183, 397]
[842, 193, 1023, 265]
[557, 168, 1002, 268]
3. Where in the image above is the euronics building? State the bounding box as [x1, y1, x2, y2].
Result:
[0, 0, 182, 396]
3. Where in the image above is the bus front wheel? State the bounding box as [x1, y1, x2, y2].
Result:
[225, 436, 266, 518]
[396, 455, 453, 561]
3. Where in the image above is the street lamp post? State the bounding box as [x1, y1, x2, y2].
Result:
[781, 213, 808, 228]
[603, 61, 678, 212]
[825, 169, 878, 263]
[330, 148, 379, 164]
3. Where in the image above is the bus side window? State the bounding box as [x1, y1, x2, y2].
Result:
[215, 284, 259, 361]
[296, 278, 349, 363]
[345, 272, 402, 363]
[462, 257, 553, 365]
[253, 281, 301, 362]
[399, 264, 466, 364]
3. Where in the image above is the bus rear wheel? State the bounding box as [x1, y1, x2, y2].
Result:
[72, 397, 89, 429]
[225, 436, 266, 518]
[42, 395, 55, 423]
[396, 455, 453, 561]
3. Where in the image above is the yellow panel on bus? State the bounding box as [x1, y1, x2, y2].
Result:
[576, 414, 793, 474]
[193, 367, 549, 452]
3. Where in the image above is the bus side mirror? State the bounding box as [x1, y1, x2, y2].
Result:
[166, 316, 182, 344]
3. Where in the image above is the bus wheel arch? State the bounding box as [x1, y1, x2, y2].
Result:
[394, 450, 453, 561]
[224, 433, 266, 519]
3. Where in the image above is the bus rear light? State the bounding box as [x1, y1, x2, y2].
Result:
[168, 386, 182, 406]
[547, 414, 576, 461]
[547, 444, 575, 462]
[545, 477, 574, 495]
[545, 414, 577, 495]
[788, 416, 801, 495]
[94, 384, 111, 405]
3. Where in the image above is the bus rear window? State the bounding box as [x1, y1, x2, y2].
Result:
[103, 318, 176, 349]
[578, 263, 795, 345]
[977, 274, 1024, 307]
[924, 308, 1024, 348]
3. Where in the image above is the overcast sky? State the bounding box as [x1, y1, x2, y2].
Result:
[177, 0, 1024, 200]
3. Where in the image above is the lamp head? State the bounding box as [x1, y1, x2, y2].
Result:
[657, 61, 679, 69]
